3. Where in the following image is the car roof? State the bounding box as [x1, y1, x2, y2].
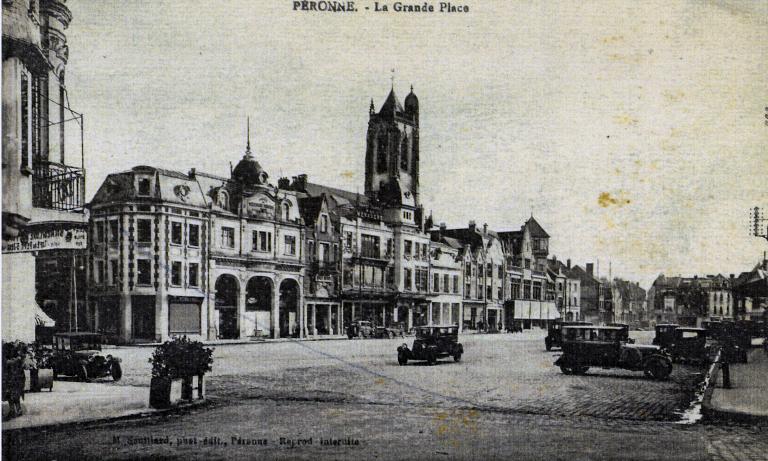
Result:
[678, 327, 707, 332]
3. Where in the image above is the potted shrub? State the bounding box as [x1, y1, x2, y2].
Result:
[28, 343, 54, 392]
[148, 336, 213, 408]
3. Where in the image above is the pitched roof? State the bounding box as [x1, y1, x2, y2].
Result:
[525, 216, 550, 238]
[378, 89, 404, 117]
[303, 182, 370, 208]
[297, 196, 324, 225]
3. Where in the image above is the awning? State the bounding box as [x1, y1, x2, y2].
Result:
[34, 304, 56, 327]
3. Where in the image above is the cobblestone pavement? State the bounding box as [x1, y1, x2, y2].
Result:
[5, 330, 766, 460]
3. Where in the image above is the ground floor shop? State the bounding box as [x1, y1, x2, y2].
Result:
[306, 300, 342, 336]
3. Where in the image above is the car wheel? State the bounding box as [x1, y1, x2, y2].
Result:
[77, 364, 89, 382]
[398, 352, 408, 366]
[111, 363, 123, 381]
[545, 339, 552, 351]
[427, 352, 437, 366]
[646, 357, 672, 380]
[453, 352, 462, 362]
[559, 365, 573, 375]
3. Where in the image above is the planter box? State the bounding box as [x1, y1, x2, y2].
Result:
[149, 377, 183, 409]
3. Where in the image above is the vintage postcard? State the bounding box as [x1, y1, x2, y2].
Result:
[2, 0, 767, 459]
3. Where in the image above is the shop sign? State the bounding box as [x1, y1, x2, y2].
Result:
[2, 223, 87, 253]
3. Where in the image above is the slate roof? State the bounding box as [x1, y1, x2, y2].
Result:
[525, 216, 550, 238]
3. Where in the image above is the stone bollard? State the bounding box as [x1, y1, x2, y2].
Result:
[721, 361, 732, 389]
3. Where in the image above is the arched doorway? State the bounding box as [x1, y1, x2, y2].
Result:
[279, 279, 300, 338]
[246, 277, 273, 337]
[215, 275, 239, 339]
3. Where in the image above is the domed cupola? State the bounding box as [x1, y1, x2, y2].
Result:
[232, 119, 269, 188]
[404, 85, 419, 120]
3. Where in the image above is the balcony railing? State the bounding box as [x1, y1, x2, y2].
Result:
[32, 161, 85, 211]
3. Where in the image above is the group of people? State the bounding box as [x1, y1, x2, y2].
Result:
[2, 341, 37, 418]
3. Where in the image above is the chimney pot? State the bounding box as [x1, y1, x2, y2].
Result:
[567, 259, 571, 269]
[188, 168, 196, 178]
[586, 263, 594, 276]
[483, 223, 488, 234]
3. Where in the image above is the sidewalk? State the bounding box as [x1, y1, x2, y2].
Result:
[2, 381, 152, 430]
[112, 334, 350, 348]
[706, 347, 768, 425]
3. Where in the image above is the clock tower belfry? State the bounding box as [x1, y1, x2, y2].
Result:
[364, 85, 420, 208]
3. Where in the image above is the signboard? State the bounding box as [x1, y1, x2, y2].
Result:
[2, 223, 87, 254]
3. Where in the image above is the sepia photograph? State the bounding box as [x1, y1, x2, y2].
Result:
[2, 0, 767, 459]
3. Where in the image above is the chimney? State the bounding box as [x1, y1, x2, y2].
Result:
[567, 259, 571, 269]
[468, 220, 476, 232]
[188, 168, 196, 178]
[296, 174, 308, 191]
[483, 223, 488, 234]
[277, 177, 290, 189]
[586, 263, 594, 276]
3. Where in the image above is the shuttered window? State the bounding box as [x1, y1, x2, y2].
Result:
[169, 302, 201, 335]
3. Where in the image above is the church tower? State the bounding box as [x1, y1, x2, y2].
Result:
[364, 85, 420, 207]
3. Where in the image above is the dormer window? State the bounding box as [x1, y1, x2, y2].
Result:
[137, 178, 151, 196]
[282, 202, 290, 221]
[217, 190, 229, 210]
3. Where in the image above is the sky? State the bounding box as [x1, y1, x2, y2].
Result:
[62, 0, 768, 288]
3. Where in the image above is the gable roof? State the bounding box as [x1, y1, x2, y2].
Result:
[525, 216, 550, 238]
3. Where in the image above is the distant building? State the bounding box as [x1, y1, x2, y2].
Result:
[569, 263, 604, 324]
[648, 274, 735, 327]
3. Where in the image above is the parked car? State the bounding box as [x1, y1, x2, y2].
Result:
[652, 324, 679, 346]
[397, 325, 463, 365]
[709, 321, 750, 363]
[50, 332, 122, 382]
[654, 326, 709, 363]
[545, 320, 592, 351]
[554, 326, 673, 380]
[347, 321, 375, 339]
[374, 323, 406, 339]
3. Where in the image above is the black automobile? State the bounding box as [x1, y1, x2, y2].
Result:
[554, 326, 672, 380]
[652, 324, 680, 346]
[545, 320, 592, 351]
[347, 321, 375, 339]
[374, 323, 406, 339]
[710, 321, 750, 363]
[397, 325, 463, 365]
[606, 323, 634, 343]
[50, 333, 122, 382]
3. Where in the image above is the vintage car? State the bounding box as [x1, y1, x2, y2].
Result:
[374, 323, 406, 339]
[50, 332, 122, 382]
[347, 321, 375, 339]
[397, 325, 463, 365]
[652, 324, 680, 346]
[709, 321, 750, 363]
[554, 326, 673, 380]
[654, 326, 709, 363]
[545, 320, 592, 351]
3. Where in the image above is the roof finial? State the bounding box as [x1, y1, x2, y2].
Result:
[410, 84, 413, 92]
[390, 68, 395, 90]
[245, 116, 252, 157]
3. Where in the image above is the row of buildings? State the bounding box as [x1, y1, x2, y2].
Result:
[82, 87, 585, 343]
[648, 267, 768, 327]
[2, 0, 650, 345]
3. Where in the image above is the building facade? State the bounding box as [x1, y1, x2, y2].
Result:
[86, 85, 592, 342]
[2, 0, 87, 342]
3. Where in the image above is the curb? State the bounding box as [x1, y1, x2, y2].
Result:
[701, 349, 768, 426]
[2, 398, 212, 434]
